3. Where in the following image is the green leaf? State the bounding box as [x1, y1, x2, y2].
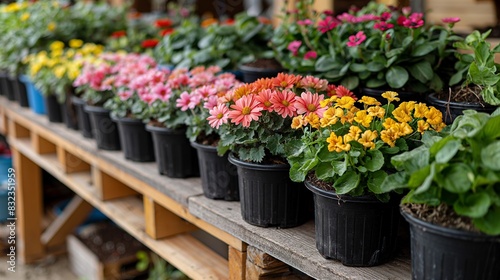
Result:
[408, 165, 431, 188]
[415, 162, 436, 194]
[341, 76, 359, 90]
[333, 170, 360, 194]
[365, 150, 384, 172]
[331, 156, 347, 176]
[299, 157, 319, 174]
[315, 162, 336, 181]
[289, 162, 307, 182]
[411, 43, 437, 57]
[366, 78, 386, 88]
[350, 63, 367, 72]
[367, 170, 389, 194]
[481, 141, 500, 170]
[366, 61, 385, 72]
[315, 55, 337, 72]
[473, 206, 500, 235]
[391, 145, 430, 173]
[386, 66, 409, 88]
[284, 138, 307, 158]
[435, 139, 461, 163]
[408, 61, 434, 83]
[479, 115, 500, 139]
[379, 172, 408, 193]
[454, 192, 491, 218]
[440, 163, 474, 193]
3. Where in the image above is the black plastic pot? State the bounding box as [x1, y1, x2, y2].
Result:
[191, 141, 239, 201]
[238, 63, 283, 83]
[228, 154, 311, 228]
[3, 75, 15, 101]
[61, 96, 79, 130]
[71, 96, 93, 138]
[44, 95, 63, 123]
[10, 76, 29, 107]
[113, 117, 155, 162]
[401, 210, 500, 280]
[146, 125, 198, 178]
[84, 105, 121, 151]
[426, 92, 498, 124]
[361, 87, 425, 105]
[305, 181, 400, 266]
[0, 71, 7, 96]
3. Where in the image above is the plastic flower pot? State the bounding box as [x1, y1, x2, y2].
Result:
[238, 61, 283, 83]
[0, 155, 12, 182]
[71, 96, 93, 138]
[228, 154, 312, 228]
[0, 183, 8, 222]
[112, 116, 155, 162]
[19, 75, 46, 115]
[305, 180, 400, 266]
[401, 209, 500, 280]
[0, 71, 7, 96]
[84, 105, 121, 151]
[10, 75, 29, 107]
[44, 95, 63, 123]
[3, 75, 15, 101]
[191, 141, 239, 201]
[426, 92, 497, 124]
[146, 125, 198, 178]
[61, 97, 79, 130]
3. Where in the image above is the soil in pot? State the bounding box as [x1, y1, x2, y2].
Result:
[238, 58, 284, 83]
[429, 86, 498, 124]
[191, 141, 239, 201]
[45, 95, 63, 123]
[305, 179, 401, 266]
[401, 204, 500, 280]
[113, 117, 155, 162]
[228, 154, 312, 228]
[85, 105, 121, 151]
[72, 96, 93, 138]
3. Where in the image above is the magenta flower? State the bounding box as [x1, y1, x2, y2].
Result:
[442, 17, 460, 24]
[323, 10, 334, 16]
[207, 104, 229, 129]
[337, 12, 355, 23]
[397, 15, 406, 26]
[304, 51, 317, 60]
[374, 22, 394, 31]
[317, 16, 339, 33]
[287, 40, 302, 56]
[346, 31, 366, 47]
[297, 19, 313, 26]
[380, 12, 392, 21]
[403, 13, 424, 28]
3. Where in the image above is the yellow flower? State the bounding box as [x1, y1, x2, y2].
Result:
[47, 22, 56, 32]
[354, 110, 373, 127]
[417, 120, 430, 134]
[304, 113, 320, 129]
[413, 103, 429, 118]
[367, 106, 385, 118]
[336, 96, 355, 110]
[383, 117, 397, 129]
[54, 65, 66, 79]
[381, 91, 400, 102]
[69, 39, 84, 49]
[50, 41, 64, 51]
[326, 132, 343, 152]
[392, 107, 412, 123]
[425, 107, 443, 125]
[320, 115, 337, 128]
[67, 66, 80, 80]
[20, 12, 30, 21]
[381, 128, 399, 147]
[358, 130, 378, 149]
[291, 116, 304, 129]
[432, 122, 446, 132]
[348, 126, 362, 140]
[337, 141, 351, 152]
[320, 99, 330, 108]
[395, 122, 413, 136]
[358, 96, 381, 106]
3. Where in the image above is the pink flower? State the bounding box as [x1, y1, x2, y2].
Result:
[270, 89, 297, 118]
[374, 22, 394, 31]
[442, 17, 460, 24]
[194, 85, 217, 99]
[207, 104, 230, 129]
[402, 6, 412, 16]
[255, 89, 275, 112]
[403, 13, 424, 28]
[228, 95, 263, 127]
[337, 12, 355, 23]
[140, 93, 156, 104]
[397, 15, 407, 26]
[335, 85, 358, 100]
[317, 16, 339, 33]
[354, 14, 380, 23]
[118, 90, 133, 101]
[299, 76, 328, 91]
[294, 91, 326, 117]
[176, 91, 194, 111]
[151, 83, 172, 101]
[204, 95, 218, 110]
[304, 51, 317, 60]
[380, 12, 392, 21]
[323, 10, 334, 16]
[297, 19, 313, 26]
[287, 40, 302, 56]
[346, 31, 366, 47]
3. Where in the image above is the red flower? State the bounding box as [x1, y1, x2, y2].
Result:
[141, 39, 159, 48]
[111, 30, 126, 38]
[258, 17, 272, 24]
[159, 28, 174, 36]
[380, 12, 392, 21]
[223, 18, 235, 25]
[346, 31, 366, 47]
[155, 18, 172, 28]
[304, 51, 317, 60]
[396, 15, 406, 26]
[317, 16, 339, 33]
[373, 22, 394, 31]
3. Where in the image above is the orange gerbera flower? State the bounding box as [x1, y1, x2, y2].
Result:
[272, 73, 302, 89]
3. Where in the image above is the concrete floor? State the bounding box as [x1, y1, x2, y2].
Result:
[0, 222, 77, 280]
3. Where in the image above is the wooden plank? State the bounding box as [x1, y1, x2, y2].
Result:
[8, 118, 30, 138]
[313, 0, 333, 12]
[31, 133, 56, 154]
[57, 146, 91, 173]
[92, 166, 139, 200]
[247, 246, 287, 269]
[229, 246, 247, 280]
[11, 147, 45, 263]
[144, 196, 197, 239]
[41, 196, 93, 247]
[0, 105, 7, 134]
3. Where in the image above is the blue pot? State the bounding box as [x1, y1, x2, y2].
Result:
[0, 155, 12, 182]
[19, 75, 46, 115]
[0, 185, 8, 221]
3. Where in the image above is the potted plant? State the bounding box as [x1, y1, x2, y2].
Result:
[271, 1, 461, 101]
[381, 109, 500, 279]
[103, 59, 165, 162]
[286, 92, 445, 266]
[428, 30, 500, 123]
[209, 73, 340, 227]
[180, 69, 242, 200]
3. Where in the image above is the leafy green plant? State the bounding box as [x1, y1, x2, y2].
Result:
[449, 30, 500, 105]
[382, 110, 500, 235]
[136, 251, 189, 280]
[286, 91, 446, 201]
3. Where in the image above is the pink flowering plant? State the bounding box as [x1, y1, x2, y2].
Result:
[271, 1, 463, 93]
[210, 73, 357, 163]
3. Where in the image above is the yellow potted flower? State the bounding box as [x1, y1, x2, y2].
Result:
[285, 91, 445, 266]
